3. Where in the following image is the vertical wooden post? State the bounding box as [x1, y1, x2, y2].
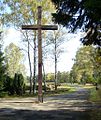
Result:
[37, 6, 43, 102]
[22, 6, 58, 103]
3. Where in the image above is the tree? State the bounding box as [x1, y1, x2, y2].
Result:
[57, 71, 70, 83]
[92, 48, 101, 84]
[51, 0, 101, 47]
[0, 31, 6, 91]
[0, 47, 6, 90]
[69, 70, 77, 84]
[4, 75, 14, 95]
[71, 45, 97, 84]
[13, 73, 25, 95]
[4, 43, 26, 78]
[22, 31, 33, 94]
[46, 73, 54, 82]
[4, 73, 25, 95]
[0, 17, 6, 91]
[2, 0, 55, 94]
[46, 27, 65, 90]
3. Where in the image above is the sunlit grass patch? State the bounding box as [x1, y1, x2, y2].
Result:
[82, 84, 94, 89]
[44, 84, 76, 97]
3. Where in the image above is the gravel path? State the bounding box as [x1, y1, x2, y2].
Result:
[0, 85, 101, 120]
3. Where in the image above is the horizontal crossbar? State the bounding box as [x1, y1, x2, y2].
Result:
[22, 25, 58, 30]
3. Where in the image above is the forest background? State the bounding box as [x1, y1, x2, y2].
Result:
[0, 0, 101, 96]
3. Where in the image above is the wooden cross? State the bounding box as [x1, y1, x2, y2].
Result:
[22, 6, 58, 102]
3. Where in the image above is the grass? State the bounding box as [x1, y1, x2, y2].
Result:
[44, 84, 76, 97]
[0, 84, 76, 98]
[23, 84, 76, 97]
[82, 84, 94, 89]
[80, 84, 101, 103]
[89, 86, 101, 102]
[0, 92, 8, 98]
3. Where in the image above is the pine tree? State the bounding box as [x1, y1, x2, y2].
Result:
[0, 37, 6, 90]
[51, 0, 101, 47]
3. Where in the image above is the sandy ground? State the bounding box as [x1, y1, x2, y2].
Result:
[0, 85, 101, 120]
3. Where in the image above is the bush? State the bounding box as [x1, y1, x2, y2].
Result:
[3, 75, 15, 95]
[13, 73, 25, 95]
[3, 73, 25, 96]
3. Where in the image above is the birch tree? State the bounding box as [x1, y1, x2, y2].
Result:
[2, 0, 55, 94]
[46, 26, 65, 90]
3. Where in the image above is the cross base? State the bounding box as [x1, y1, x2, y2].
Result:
[38, 94, 43, 103]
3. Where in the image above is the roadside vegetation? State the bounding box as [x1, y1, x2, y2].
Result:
[0, 44, 101, 99]
[89, 86, 101, 102]
[0, 0, 101, 100]
[0, 82, 76, 98]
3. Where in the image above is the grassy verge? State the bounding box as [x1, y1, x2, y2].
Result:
[89, 86, 101, 102]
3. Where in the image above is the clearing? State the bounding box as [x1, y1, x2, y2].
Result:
[0, 84, 101, 120]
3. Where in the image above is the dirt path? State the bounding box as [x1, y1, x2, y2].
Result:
[0, 85, 101, 120]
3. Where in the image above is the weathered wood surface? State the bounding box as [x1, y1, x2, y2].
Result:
[22, 25, 58, 30]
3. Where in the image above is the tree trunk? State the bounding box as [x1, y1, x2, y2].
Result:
[28, 41, 33, 94]
[42, 61, 46, 92]
[33, 31, 37, 94]
[54, 39, 57, 91]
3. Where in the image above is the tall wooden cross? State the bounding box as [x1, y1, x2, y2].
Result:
[22, 6, 58, 102]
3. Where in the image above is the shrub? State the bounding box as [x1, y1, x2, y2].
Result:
[13, 73, 25, 95]
[3, 75, 15, 95]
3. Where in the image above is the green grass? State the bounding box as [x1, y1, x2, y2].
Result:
[44, 85, 76, 97]
[0, 84, 76, 98]
[82, 84, 94, 89]
[0, 92, 9, 98]
[89, 86, 101, 102]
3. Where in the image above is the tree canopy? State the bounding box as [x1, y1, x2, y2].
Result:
[51, 0, 101, 47]
[1, 0, 55, 28]
[0, 38, 6, 90]
[71, 45, 101, 84]
[4, 43, 26, 77]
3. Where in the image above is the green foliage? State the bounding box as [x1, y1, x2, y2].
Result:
[98, 78, 101, 84]
[1, 0, 55, 94]
[51, 0, 101, 47]
[71, 46, 101, 84]
[93, 48, 101, 83]
[46, 73, 54, 82]
[0, 48, 6, 90]
[3, 75, 15, 95]
[45, 71, 69, 83]
[69, 70, 77, 83]
[4, 43, 26, 77]
[13, 73, 25, 95]
[2, 0, 55, 27]
[89, 87, 101, 102]
[3, 73, 25, 96]
[57, 71, 70, 83]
